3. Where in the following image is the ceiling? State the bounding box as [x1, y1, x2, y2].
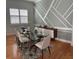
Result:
[24, 0, 41, 3]
[8, 0, 41, 3]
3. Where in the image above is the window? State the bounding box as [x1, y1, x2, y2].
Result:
[20, 9, 28, 23]
[9, 8, 28, 24]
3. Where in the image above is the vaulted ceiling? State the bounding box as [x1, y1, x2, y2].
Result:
[35, 0, 73, 30]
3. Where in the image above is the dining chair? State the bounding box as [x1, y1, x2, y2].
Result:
[31, 35, 51, 59]
[17, 31, 29, 43]
[15, 35, 21, 49]
[16, 31, 30, 50]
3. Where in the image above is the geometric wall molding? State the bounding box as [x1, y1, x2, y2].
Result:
[35, 0, 73, 29]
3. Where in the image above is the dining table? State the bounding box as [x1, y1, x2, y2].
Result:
[16, 29, 49, 59]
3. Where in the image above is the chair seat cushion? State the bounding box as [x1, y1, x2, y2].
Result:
[20, 37, 29, 43]
[35, 41, 43, 50]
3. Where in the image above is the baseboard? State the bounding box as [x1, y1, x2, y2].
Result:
[55, 38, 73, 46]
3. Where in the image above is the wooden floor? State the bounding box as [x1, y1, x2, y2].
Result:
[6, 35, 73, 59]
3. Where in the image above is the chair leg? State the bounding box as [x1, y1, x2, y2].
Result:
[42, 50, 43, 59]
[48, 47, 51, 55]
[29, 45, 35, 51]
[34, 47, 37, 53]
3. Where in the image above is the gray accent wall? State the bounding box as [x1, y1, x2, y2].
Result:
[35, 0, 73, 41]
[6, 0, 35, 35]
